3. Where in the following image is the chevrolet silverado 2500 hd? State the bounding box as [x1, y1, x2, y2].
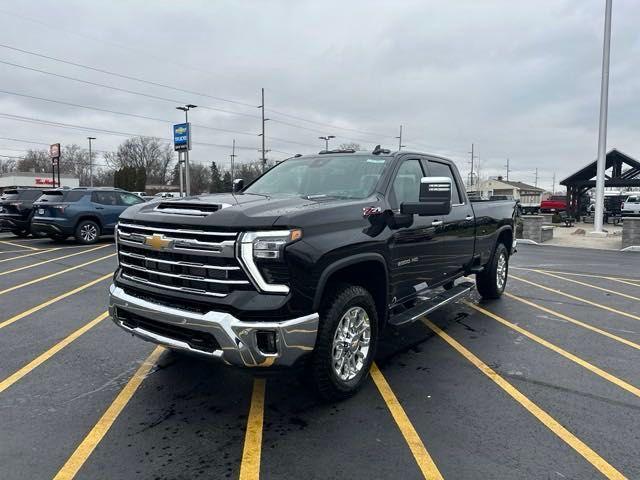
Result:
[109, 147, 517, 400]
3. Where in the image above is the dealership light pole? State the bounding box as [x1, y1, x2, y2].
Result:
[395, 125, 406, 150]
[176, 104, 197, 195]
[592, 0, 613, 235]
[318, 135, 335, 151]
[87, 137, 96, 187]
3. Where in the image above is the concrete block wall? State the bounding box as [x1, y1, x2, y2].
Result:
[540, 213, 554, 225]
[622, 217, 640, 249]
[518, 216, 543, 243]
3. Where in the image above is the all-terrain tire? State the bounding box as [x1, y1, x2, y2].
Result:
[311, 284, 378, 401]
[476, 243, 509, 299]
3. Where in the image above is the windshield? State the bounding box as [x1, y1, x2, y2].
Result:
[244, 155, 391, 199]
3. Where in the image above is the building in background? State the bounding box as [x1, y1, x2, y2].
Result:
[0, 172, 80, 190]
[469, 176, 546, 214]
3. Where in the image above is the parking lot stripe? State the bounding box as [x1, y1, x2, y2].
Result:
[0, 244, 109, 276]
[51, 346, 164, 480]
[370, 363, 444, 480]
[0, 273, 112, 330]
[0, 245, 94, 262]
[511, 267, 640, 287]
[0, 253, 116, 296]
[532, 271, 640, 302]
[466, 302, 640, 399]
[239, 378, 266, 480]
[511, 275, 640, 322]
[0, 311, 109, 394]
[0, 239, 39, 250]
[421, 317, 626, 480]
[505, 292, 640, 351]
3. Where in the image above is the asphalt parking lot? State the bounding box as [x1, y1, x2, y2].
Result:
[0, 234, 639, 480]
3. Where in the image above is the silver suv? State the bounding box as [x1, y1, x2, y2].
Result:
[622, 195, 640, 216]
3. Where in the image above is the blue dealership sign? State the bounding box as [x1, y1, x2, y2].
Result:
[173, 122, 191, 151]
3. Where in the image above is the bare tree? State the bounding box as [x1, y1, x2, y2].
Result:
[105, 136, 175, 185]
[60, 144, 91, 186]
[339, 142, 362, 151]
[0, 157, 17, 174]
[17, 149, 50, 173]
[189, 163, 210, 195]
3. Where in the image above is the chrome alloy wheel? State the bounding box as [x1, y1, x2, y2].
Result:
[80, 223, 98, 242]
[496, 251, 507, 290]
[332, 306, 371, 381]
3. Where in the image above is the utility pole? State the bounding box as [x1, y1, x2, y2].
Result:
[534, 168, 539, 188]
[87, 137, 96, 187]
[230, 139, 236, 181]
[505, 158, 510, 181]
[395, 125, 406, 150]
[468, 143, 478, 188]
[258, 88, 269, 172]
[552, 172, 556, 194]
[176, 104, 197, 196]
[593, 0, 613, 234]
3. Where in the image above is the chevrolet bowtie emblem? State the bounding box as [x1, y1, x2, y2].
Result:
[144, 233, 172, 250]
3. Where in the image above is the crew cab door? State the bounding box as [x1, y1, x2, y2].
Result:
[387, 157, 441, 303]
[425, 159, 475, 279]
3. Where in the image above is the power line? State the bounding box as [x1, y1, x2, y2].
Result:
[0, 112, 294, 155]
[0, 42, 258, 109]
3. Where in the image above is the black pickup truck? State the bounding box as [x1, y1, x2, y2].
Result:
[109, 148, 516, 400]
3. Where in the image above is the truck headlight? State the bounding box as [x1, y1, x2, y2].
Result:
[238, 229, 302, 293]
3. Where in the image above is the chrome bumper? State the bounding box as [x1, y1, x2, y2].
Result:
[108, 284, 319, 367]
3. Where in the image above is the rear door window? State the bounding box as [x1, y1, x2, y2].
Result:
[427, 161, 462, 204]
[92, 191, 119, 205]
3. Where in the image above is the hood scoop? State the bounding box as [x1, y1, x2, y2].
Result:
[153, 202, 230, 216]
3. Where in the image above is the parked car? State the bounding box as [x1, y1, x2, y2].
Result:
[0, 188, 45, 237]
[622, 195, 640, 216]
[109, 147, 517, 400]
[31, 187, 145, 244]
[540, 195, 567, 213]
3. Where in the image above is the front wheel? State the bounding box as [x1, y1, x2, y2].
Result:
[476, 243, 509, 300]
[11, 229, 29, 238]
[310, 284, 378, 401]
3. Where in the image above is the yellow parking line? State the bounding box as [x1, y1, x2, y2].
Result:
[239, 378, 266, 480]
[0, 239, 39, 250]
[511, 267, 640, 287]
[0, 244, 109, 276]
[511, 274, 640, 322]
[52, 346, 164, 480]
[505, 292, 640, 351]
[0, 273, 112, 330]
[0, 245, 96, 262]
[370, 363, 444, 480]
[0, 253, 116, 296]
[465, 301, 640, 399]
[421, 317, 626, 480]
[0, 311, 109, 394]
[531, 270, 640, 303]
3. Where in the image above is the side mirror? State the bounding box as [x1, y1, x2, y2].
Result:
[401, 176, 452, 216]
[232, 178, 244, 193]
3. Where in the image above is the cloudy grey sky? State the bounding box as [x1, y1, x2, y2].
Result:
[0, 0, 638, 191]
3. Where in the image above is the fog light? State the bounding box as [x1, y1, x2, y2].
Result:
[256, 330, 277, 355]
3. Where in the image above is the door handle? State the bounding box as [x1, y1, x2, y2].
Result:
[431, 220, 444, 227]
[95, 206, 104, 210]
[465, 215, 473, 221]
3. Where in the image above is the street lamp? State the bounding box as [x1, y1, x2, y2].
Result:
[87, 137, 96, 187]
[318, 135, 335, 151]
[176, 104, 197, 196]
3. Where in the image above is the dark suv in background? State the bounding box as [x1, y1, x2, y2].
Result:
[31, 188, 144, 244]
[0, 188, 45, 237]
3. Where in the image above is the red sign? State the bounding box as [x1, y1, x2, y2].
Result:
[35, 177, 55, 185]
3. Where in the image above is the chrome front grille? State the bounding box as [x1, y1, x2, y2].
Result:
[116, 222, 252, 298]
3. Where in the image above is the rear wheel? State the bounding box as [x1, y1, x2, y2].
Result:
[75, 220, 100, 244]
[310, 284, 378, 401]
[476, 243, 509, 300]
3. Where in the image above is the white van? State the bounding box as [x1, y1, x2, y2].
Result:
[622, 195, 640, 216]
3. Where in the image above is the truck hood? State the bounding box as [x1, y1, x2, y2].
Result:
[120, 192, 377, 230]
